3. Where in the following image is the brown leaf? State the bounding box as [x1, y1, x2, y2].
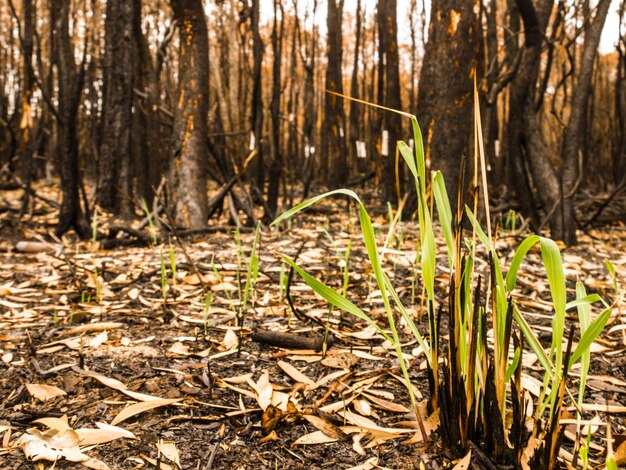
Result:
[261, 404, 282, 433]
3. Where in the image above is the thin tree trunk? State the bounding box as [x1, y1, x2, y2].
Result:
[132, 0, 163, 204]
[349, 0, 363, 173]
[507, 0, 555, 231]
[321, 0, 347, 187]
[377, 0, 404, 204]
[169, 0, 210, 229]
[51, 0, 87, 237]
[266, 0, 283, 219]
[97, 0, 134, 215]
[250, 0, 264, 194]
[560, 0, 611, 244]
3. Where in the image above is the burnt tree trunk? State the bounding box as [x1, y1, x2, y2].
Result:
[321, 0, 347, 187]
[299, 0, 318, 199]
[560, 0, 611, 245]
[417, 0, 478, 211]
[132, 0, 164, 204]
[377, 0, 403, 204]
[266, 0, 284, 219]
[508, 0, 555, 232]
[15, 0, 36, 211]
[349, 0, 364, 173]
[250, 0, 264, 194]
[169, 0, 210, 229]
[51, 0, 88, 237]
[616, 4, 626, 186]
[98, 0, 134, 215]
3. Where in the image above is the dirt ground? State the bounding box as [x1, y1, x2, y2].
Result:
[1, 189, 625, 469]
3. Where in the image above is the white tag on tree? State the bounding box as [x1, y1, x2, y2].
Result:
[249, 132, 256, 151]
[304, 145, 310, 158]
[357, 141, 366, 158]
[339, 126, 344, 137]
[409, 138, 414, 151]
[381, 130, 389, 156]
[310, 146, 316, 155]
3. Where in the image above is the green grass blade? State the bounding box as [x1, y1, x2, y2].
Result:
[513, 305, 554, 379]
[568, 307, 611, 368]
[505, 347, 521, 383]
[272, 189, 362, 227]
[505, 235, 541, 291]
[282, 255, 393, 344]
[432, 171, 455, 268]
[465, 206, 492, 250]
[566, 294, 607, 311]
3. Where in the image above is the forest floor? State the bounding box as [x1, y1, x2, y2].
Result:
[0, 184, 625, 469]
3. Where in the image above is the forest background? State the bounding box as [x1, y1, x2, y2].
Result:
[1, 0, 625, 241]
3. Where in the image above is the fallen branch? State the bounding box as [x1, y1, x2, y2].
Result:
[251, 329, 330, 351]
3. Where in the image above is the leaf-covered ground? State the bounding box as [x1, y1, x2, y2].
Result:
[1, 188, 625, 469]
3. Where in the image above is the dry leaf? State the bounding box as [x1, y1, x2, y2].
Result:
[110, 398, 180, 426]
[33, 415, 71, 432]
[25, 383, 67, 401]
[353, 399, 372, 417]
[72, 367, 163, 402]
[346, 457, 378, 470]
[66, 322, 123, 335]
[259, 430, 281, 443]
[222, 328, 238, 351]
[261, 404, 282, 433]
[248, 370, 273, 411]
[157, 439, 181, 469]
[321, 352, 358, 369]
[362, 392, 410, 413]
[75, 423, 136, 446]
[18, 428, 109, 468]
[301, 414, 346, 440]
[140, 454, 174, 470]
[168, 341, 191, 356]
[293, 430, 341, 445]
[277, 360, 316, 388]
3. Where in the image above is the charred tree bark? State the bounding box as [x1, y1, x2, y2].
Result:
[508, 0, 556, 232]
[16, 0, 35, 211]
[349, 0, 364, 173]
[250, 0, 264, 194]
[132, 0, 164, 204]
[616, 4, 626, 186]
[266, 0, 284, 219]
[377, 0, 404, 204]
[169, 0, 210, 229]
[51, 0, 88, 237]
[299, 0, 318, 199]
[417, 0, 479, 212]
[560, 0, 611, 245]
[97, 0, 134, 215]
[321, 0, 347, 187]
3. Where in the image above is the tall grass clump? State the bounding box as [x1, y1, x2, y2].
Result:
[272, 89, 612, 468]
